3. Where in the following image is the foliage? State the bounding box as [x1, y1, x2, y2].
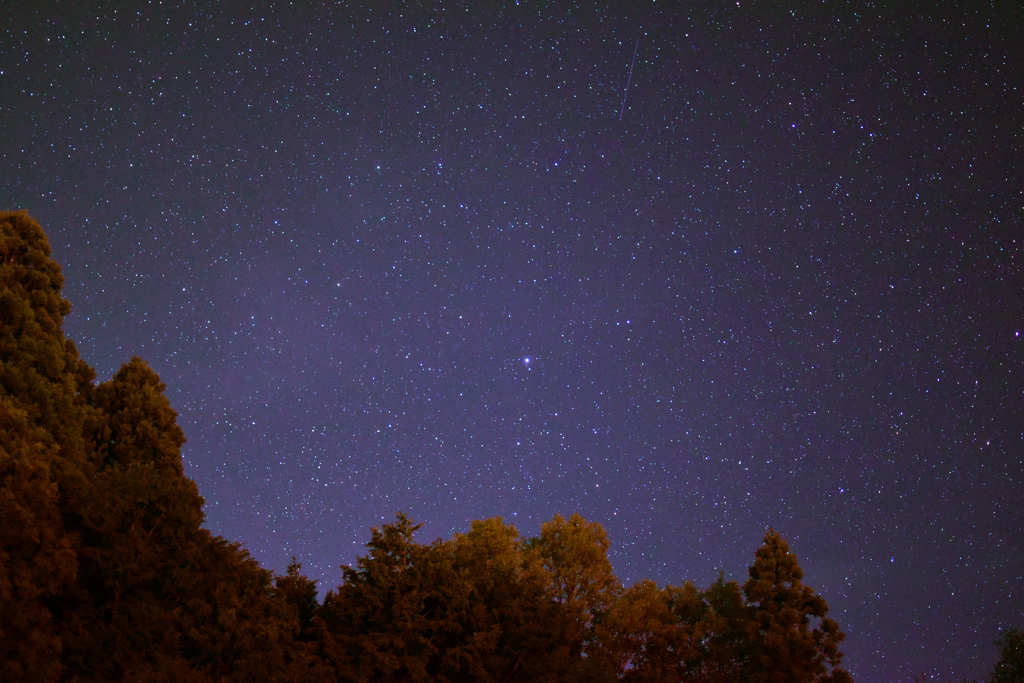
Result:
[0, 211, 313, 682]
[0, 397, 72, 683]
[0, 210, 884, 682]
[275, 558, 321, 638]
[741, 529, 852, 683]
[992, 627, 1024, 683]
[1, 210, 89, 683]
[312, 513, 572, 682]
[528, 511, 621, 667]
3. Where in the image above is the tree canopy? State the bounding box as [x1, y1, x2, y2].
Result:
[6, 208, 1010, 682]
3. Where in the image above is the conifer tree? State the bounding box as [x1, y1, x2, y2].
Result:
[62, 357, 209, 681]
[64, 356, 316, 682]
[0, 399, 71, 683]
[314, 514, 571, 683]
[1, 211, 322, 682]
[741, 529, 852, 683]
[275, 558, 321, 639]
[0, 210, 94, 682]
[314, 512, 440, 682]
[443, 516, 567, 682]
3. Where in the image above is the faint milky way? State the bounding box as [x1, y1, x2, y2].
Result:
[1, 3, 1022, 683]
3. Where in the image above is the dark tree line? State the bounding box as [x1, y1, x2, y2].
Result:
[0, 211, 1013, 682]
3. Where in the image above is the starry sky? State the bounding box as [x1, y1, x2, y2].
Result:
[2, 2, 1022, 681]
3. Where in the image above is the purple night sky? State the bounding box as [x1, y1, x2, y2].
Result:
[2, 3, 1021, 681]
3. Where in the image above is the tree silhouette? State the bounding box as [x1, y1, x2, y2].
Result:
[1, 210, 92, 682]
[275, 558, 321, 639]
[741, 529, 852, 683]
[528, 511, 621, 674]
[1, 212, 317, 682]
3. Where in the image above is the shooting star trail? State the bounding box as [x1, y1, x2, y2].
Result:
[618, 34, 641, 121]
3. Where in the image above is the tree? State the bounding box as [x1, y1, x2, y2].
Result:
[275, 558, 321, 639]
[991, 627, 1024, 683]
[588, 579, 687, 682]
[527, 512, 621, 670]
[60, 357, 210, 681]
[0, 399, 72, 683]
[64, 357, 318, 682]
[1, 212, 324, 682]
[694, 573, 747, 683]
[584, 575, 750, 683]
[0, 210, 94, 682]
[0, 210, 96, 490]
[313, 514, 572, 683]
[314, 512, 442, 682]
[740, 529, 852, 683]
[442, 516, 567, 682]
[175, 535, 320, 683]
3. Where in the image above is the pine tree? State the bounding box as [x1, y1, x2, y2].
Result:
[741, 529, 852, 683]
[275, 558, 321, 639]
[313, 512, 439, 682]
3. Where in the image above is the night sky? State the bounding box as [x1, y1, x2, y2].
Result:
[2, 3, 1022, 681]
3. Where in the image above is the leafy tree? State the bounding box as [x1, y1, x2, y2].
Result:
[441, 516, 568, 682]
[527, 511, 621, 672]
[991, 627, 1024, 683]
[694, 573, 747, 683]
[740, 529, 852, 683]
